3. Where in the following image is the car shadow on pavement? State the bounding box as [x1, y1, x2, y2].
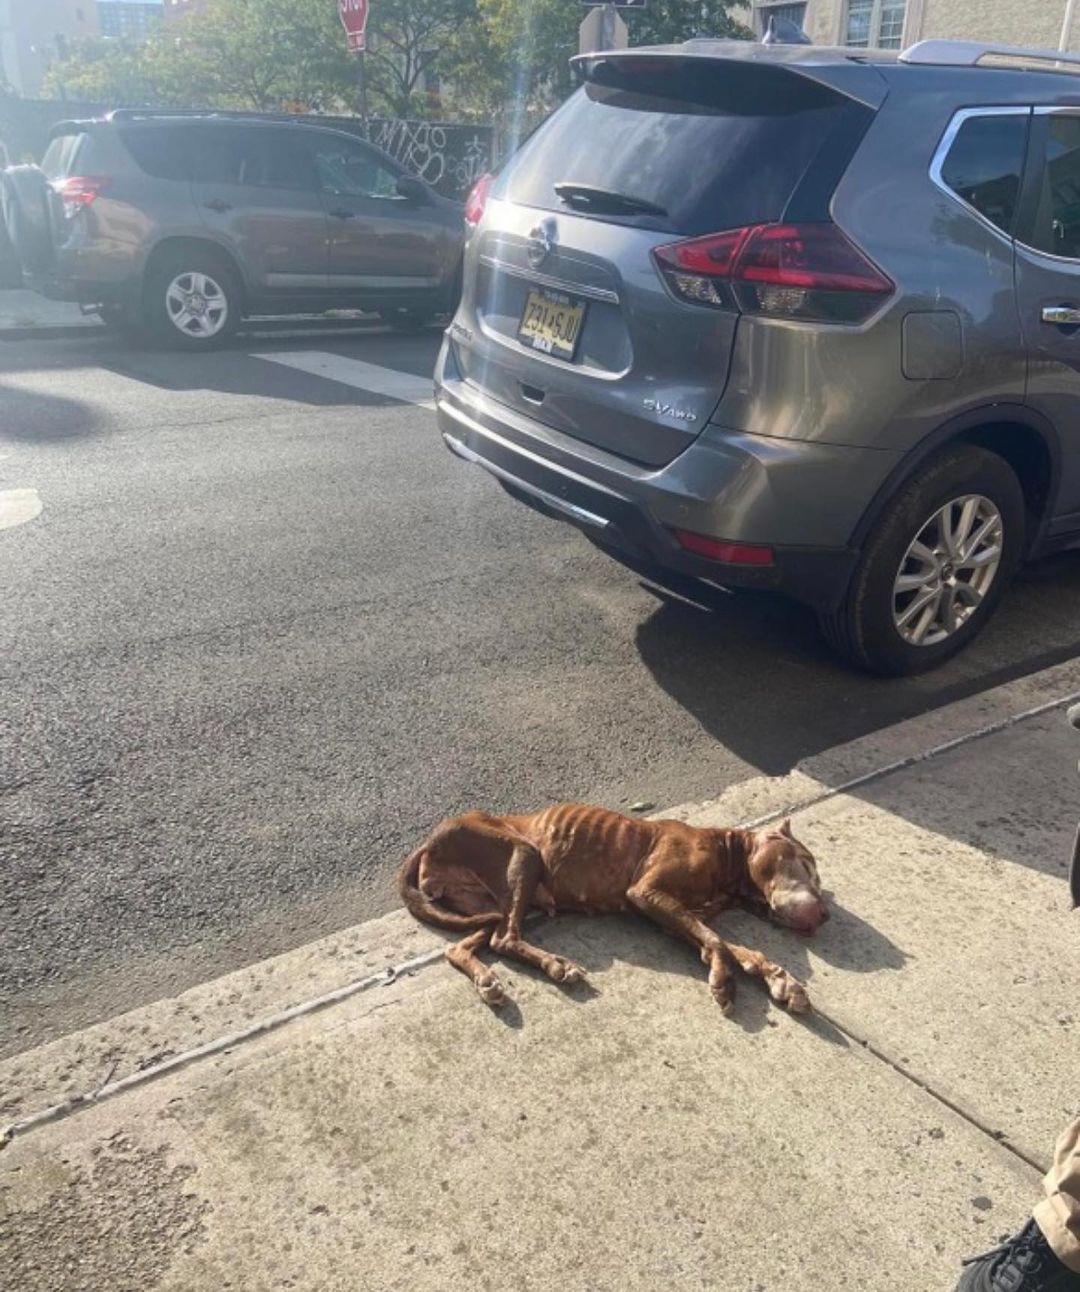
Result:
[0, 380, 103, 441]
[633, 554, 1080, 778]
[90, 327, 446, 408]
[633, 552, 1080, 890]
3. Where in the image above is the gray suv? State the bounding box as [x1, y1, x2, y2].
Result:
[437, 38, 1080, 673]
[1, 111, 464, 348]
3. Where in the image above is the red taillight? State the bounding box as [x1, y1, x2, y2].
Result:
[672, 529, 775, 566]
[464, 172, 493, 229]
[54, 175, 110, 220]
[653, 222, 893, 323]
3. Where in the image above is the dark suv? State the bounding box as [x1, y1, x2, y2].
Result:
[1, 111, 464, 347]
[438, 38, 1080, 673]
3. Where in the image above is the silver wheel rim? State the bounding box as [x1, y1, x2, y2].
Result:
[892, 493, 1004, 647]
[165, 270, 228, 339]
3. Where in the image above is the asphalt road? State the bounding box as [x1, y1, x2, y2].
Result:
[4, 322, 1080, 1055]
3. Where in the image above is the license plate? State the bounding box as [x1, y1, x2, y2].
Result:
[517, 287, 587, 360]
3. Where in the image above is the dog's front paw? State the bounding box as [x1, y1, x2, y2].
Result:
[477, 972, 506, 1007]
[766, 968, 811, 1015]
[547, 956, 587, 986]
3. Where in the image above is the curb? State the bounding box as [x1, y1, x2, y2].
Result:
[3, 656, 1079, 1146]
[0, 314, 429, 344]
[0, 323, 102, 341]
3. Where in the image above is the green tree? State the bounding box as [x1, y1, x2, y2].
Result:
[47, 0, 483, 120]
[166, 0, 357, 111]
[44, 35, 186, 106]
[366, 0, 478, 118]
[446, 0, 750, 124]
[48, 0, 358, 112]
[628, 0, 751, 47]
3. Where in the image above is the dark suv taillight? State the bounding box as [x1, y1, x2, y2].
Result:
[54, 175, 110, 221]
[653, 222, 893, 324]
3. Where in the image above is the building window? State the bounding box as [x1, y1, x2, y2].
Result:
[757, 2, 807, 36]
[845, 0, 907, 50]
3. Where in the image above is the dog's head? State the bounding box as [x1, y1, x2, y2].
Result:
[745, 820, 828, 935]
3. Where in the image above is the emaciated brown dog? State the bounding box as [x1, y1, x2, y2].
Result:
[399, 804, 828, 1015]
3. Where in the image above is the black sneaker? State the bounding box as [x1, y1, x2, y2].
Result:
[955, 1219, 1080, 1291]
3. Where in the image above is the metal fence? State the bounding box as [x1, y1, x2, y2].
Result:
[0, 99, 495, 199]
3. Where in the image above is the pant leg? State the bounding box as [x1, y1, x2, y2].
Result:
[1034, 1115, 1080, 1274]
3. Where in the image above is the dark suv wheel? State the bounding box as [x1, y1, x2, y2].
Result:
[820, 446, 1025, 675]
[143, 247, 241, 350]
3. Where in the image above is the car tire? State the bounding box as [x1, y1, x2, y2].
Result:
[819, 446, 1025, 675]
[143, 249, 241, 350]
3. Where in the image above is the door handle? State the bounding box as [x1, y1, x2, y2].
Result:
[1042, 304, 1080, 326]
[203, 199, 232, 214]
[329, 208, 357, 220]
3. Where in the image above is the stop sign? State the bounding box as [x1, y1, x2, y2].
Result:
[339, 0, 368, 51]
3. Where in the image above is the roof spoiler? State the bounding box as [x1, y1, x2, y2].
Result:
[572, 45, 890, 110]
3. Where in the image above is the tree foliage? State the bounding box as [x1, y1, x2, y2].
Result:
[44, 0, 750, 120]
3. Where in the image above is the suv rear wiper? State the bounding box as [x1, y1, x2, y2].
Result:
[554, 181, 667, 218]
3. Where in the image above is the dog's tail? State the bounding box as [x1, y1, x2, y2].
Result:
[398, 846, 502, 932]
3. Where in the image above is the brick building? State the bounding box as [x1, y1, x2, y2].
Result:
[747, 0, 1080, 52]
[98, 1, 163, 41]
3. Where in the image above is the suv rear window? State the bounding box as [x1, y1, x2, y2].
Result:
[41, 132, 86, 181]
[494, 65, 854, 236]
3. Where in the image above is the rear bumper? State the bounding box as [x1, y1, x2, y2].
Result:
[436, 338, 902, 611]
[26, 238, 138, 306]
[25, 273, 131, 307]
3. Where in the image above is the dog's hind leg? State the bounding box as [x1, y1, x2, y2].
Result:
[445, 927, 505, 1006]
[489, 844, 587, 986]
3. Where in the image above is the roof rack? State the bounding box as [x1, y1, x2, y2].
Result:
[105, 107, 314, 123]
[900, 39, 1080, 74]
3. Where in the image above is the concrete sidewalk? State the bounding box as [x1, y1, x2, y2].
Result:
[3, 662, 1080, 1291]
[0, 289, 100, 336]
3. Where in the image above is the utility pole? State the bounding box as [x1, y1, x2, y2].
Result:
[1062, 0, 1077, 51]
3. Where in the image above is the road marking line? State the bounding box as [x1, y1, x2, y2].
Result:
[0, 487, 42, 531]
[253, 350, 435, 409]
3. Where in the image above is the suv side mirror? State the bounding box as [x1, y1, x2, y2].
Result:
[396, 174, 430, 204]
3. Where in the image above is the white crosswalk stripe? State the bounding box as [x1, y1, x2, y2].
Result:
[0, 487, 42, 531]
[252, 350, 435, 409]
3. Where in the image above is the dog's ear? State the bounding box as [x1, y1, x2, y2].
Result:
[779, 817, 793, 837]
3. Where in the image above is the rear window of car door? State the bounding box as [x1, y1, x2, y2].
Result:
[41, 131, 87, 181]
[192, 126, 317, 191]
[118, 125, 197, 181]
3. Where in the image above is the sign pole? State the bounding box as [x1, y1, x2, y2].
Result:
[600, 2, 616, 48]
[339, 0, 371, 128]
[356, 50, 369, 131]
